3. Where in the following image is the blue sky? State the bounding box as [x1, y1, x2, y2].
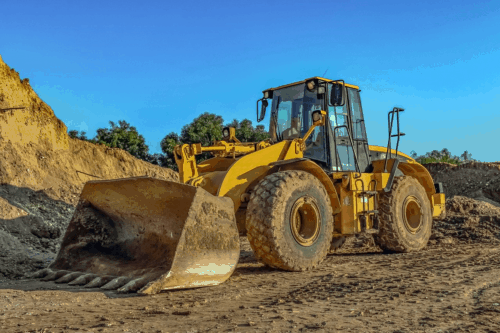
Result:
[1, 0, 499, 161]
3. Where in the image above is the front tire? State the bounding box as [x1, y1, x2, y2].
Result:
[375, 176, 432, 252]
[246, 170, 333, 271]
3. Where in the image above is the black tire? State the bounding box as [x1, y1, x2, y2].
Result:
[375, 176, 432, 252]
[245, 170, 333, 271]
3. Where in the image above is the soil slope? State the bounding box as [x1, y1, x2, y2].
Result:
[0, 56, 178, 281]
[0, 55, 68, 151]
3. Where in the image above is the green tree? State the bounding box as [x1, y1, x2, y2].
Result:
[144, 153, 169, 167]
[68, 130, 90, 141]
[68, 130, 78, 138]
[160, 113, 224, 170]
[95, 120, 149, 160]
[160, 113, 270, 171]
[226, 118, 270, 142]
[460, 150, 474, 162]
[180, 113, 224, 146]
[160, 132, 182, 170]
[440, 148, 450, 158]
[252, 124, 269, 142]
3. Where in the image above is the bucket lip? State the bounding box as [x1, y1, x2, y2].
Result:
[85, 176, 176, 185]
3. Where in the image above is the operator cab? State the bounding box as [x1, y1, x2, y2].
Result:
[257, 77, 371, 174]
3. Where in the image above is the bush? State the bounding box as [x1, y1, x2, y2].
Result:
[68, 121, 149, 160]
[94, 120, 149, 160]
[68, 130, 92, 141]
[410, 148, 478, 165]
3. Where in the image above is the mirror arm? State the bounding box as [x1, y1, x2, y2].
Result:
[301, 123, 317, 143]
[300, 111, 327, 144]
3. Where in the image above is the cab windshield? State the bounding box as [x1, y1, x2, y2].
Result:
[270, 83, 327, 162]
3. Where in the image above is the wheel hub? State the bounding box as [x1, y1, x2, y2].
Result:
[290, 196, 321, 246]
[403, 195, 423, 234]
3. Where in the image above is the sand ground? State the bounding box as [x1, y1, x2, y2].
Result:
[2, 236, 500, 333]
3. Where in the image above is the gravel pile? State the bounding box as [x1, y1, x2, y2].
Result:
[0, 185, 75, 281]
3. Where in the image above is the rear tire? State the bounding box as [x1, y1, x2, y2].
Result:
[375, 176, 432, 252]
[246, 170, 333, 271]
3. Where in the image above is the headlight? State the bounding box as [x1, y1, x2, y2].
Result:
[306, 80, 316, 91]
[222, 127, 230, 138]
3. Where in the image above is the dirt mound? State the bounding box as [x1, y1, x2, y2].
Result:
[0, 56, 178, 281]
[430, 196, 500, 246]
[0, 55, 68, 151]
[425, 162, 500, 206]
[0, 138, 178, 203]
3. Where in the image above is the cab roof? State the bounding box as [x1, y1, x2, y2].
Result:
[263, 77, 360, 93]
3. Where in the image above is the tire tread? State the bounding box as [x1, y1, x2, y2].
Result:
[246, 170, 333, 271]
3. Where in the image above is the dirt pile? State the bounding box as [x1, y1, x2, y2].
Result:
[0, 56, 178, 280]
[0, 138, 178, 202]
[421, 162, 500, 245]
[425, 162, 500, 207]
[430, 196, 500, 246]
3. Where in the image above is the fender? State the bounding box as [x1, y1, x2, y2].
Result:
[368, 145, 415, 161]
[372, 158, 436, 201]
[217, 141, 292, 211]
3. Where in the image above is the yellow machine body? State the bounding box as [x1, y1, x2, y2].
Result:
[34, 77, 445, 294]
[173, 139, 443, 237]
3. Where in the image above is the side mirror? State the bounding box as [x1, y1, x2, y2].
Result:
[330, 84, 346, 106]
[256, 98, 269, 123]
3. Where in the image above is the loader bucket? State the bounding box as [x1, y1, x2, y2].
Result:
[33, 177, 240, 295]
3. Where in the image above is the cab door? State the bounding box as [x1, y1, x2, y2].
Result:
[327, 83, 358, 172]
[346, 88, 371, 172]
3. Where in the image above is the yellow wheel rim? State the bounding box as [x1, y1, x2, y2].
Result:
[403, 195, 423, 234]
[290, 196, 321, 246]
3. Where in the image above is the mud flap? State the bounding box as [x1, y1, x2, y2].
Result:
[32, 177, 240, 295]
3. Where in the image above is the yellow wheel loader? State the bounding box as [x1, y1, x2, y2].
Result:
[33, 77, 446, 294]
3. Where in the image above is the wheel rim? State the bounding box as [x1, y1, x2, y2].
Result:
[290, 196, 321, 246]
[403, 195, 423, 234]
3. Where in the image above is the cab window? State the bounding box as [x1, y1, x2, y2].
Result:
[348, 88, 367, 140]
[328, 84, 349, 138]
